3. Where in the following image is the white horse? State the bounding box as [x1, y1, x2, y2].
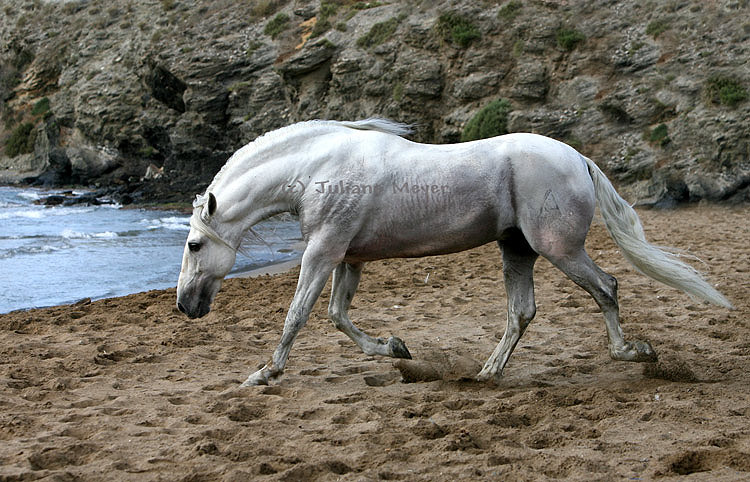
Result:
[176, 119, 732, 386]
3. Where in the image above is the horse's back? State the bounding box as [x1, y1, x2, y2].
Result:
[308, 129, 596, 261]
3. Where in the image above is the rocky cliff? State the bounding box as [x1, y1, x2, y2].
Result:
[1, 0, 748, 205]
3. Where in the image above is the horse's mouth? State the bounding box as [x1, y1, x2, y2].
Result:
[177, 299, 211, 319]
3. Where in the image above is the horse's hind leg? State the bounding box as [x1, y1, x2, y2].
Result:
[477, 235, 538, 382]
[550, 249, 657, 362]
[328, 262, 411, 359]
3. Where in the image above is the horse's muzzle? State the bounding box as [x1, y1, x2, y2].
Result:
[177, 300, 210, 319]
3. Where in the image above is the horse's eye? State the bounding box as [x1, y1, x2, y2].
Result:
[188, 242, 202, 253]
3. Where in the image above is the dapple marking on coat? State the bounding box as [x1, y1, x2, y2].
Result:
[176, 119, 732, 386]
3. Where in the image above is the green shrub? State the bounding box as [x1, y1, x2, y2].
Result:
[31, 97, 50, 116]
[556, 27, 585, 51]
[5, 122, 36, 157]
[704, 76, 748, 107]
[648, 123, 670, 147]
[357, 15, 403, 48]
[320, 2, 337, 17]
[437, 12, 481, 48]
[310, 2, 339, 38]
[461, 99, 512, 142]
[264, 13, 290, 39]
[645, 19, 669, 38]
[498, 1, 522, 21]
[246, 41, 263, 57]
[311, 19, 332, 38]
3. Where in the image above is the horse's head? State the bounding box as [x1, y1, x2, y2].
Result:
[176, 192, 237, 319]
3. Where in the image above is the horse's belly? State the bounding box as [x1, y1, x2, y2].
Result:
[344, 212, 504, 261]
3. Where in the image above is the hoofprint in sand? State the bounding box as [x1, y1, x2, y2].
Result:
[1, 205, 748, 480]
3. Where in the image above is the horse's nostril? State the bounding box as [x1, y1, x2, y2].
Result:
[177, 302, 186, 314]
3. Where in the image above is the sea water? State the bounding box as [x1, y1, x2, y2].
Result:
[0, 186, 303, 313]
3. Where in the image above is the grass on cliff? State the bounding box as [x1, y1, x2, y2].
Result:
[264, 13, 290, 39]
[357, 15, 404, 48]
[556, 27, 585, 51]
[31, 97, 50, 116]
[648, 123, 670, 147]
[461, 99, 512, 142]
[498, 1, 522, 21]
[646, 18, 670, 38]
[437, 12, 481, 48]
[704, 75, 748, 108]
[5, 122, 36, 158]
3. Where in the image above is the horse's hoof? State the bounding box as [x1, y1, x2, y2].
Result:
[476, 365, 502, 383]
[388, 336, 412, 359]
[240, 371, 270, 387]
[475, 372, 490, 382]
[632, 340, 658, 362]
[611, 340, 658, 362]
[240, 379, 267, 387]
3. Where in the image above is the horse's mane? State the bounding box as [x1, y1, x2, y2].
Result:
[205, 119, 412, 193]
[338, 118, 414, 137]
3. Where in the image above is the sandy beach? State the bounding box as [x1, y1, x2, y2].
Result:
[1, 204, 748, 481]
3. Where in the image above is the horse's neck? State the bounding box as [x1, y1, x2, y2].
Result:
[215, 128, 332, 229]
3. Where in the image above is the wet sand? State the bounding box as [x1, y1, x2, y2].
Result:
[1, 205, 748, 480]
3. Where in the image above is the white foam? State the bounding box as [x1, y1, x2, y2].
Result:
[61, 229, 119, 239]
[0, 244, 62, 260]
[143, 216, 190, 231]
[0, 209, 45, 220]
[17, 191, 41, 201]
[61, 229, 88, 239]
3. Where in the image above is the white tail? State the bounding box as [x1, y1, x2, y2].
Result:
[583, 156, 733, 309]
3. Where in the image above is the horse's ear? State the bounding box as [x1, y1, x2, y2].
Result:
[208, 192, 217, 216]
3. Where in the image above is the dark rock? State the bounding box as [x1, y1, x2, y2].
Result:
[62, 194, 101, 206]
[41, 195, 65, 206]
[145, 63, 187, 113]
[183, 83, 230, 126]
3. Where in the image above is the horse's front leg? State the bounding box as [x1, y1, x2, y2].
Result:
[241, 241, 341, 386]
[328, 262, 411, 359]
